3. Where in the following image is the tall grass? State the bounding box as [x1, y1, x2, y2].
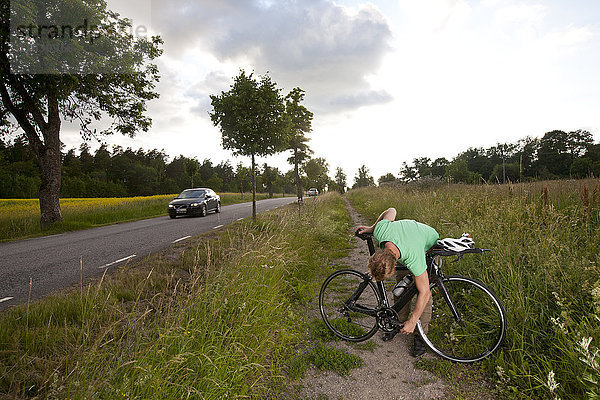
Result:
[0, 192, 287, 241]
[0, 193, 351, 399]
[346, 179, 600, 399]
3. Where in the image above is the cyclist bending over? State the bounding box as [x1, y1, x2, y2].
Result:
[356, 207, 439, 357]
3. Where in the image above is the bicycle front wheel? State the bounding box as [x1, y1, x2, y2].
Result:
[319, 269, 381, 342]
[418, 276, 506, 363]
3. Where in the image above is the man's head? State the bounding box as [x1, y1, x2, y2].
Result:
[368, 248, 397, 281]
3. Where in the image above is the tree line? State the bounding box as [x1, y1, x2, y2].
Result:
[0, 137, 307, 198]
[370, 129, 600, 186]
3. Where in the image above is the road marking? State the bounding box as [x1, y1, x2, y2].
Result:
[172, 236, 191, 244]
[100, 254, 136, 269]
[0, 297, 14, 304]
[236, 218, 244, 221]
[213, 225, 223, 229]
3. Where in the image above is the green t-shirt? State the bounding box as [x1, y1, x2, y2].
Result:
[373, 219, 439, 276]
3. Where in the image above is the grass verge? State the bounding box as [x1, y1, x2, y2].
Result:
[0, 192, 350, 399]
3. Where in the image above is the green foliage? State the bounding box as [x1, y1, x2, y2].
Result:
[304, 157, 329, 192]
[285, 87, 314, 198]
[0, 139, 297, 198]
[353, 164, 375, 189]
[347, 181, 600, 399]
[397, 130, 598, 186]
[210, 70, 289, 159]
[309, 344, 363, 376]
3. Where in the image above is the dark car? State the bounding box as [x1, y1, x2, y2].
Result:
[168, 188, 221, 218]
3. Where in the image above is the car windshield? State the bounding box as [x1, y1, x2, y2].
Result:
[178, 190, 206, 199]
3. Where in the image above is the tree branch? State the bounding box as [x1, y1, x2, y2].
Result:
[0, 79, 43, 155]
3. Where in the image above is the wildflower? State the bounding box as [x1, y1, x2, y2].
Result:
[578, 337, 593, 352]
[545, 370, 561, 400]
[550, 316, 568, 334]
[496, 365, 509, 384]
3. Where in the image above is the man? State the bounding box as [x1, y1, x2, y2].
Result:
[356, 207, 439, 357]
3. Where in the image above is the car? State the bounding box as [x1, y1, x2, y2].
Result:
[168, 188, 221, 218]
[307, 188, 319, 196]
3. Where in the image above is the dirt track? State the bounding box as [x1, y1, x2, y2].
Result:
[299, 199, 446, 400]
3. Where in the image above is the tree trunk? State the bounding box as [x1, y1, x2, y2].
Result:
[251, 153, 256, 221]
[39, 140, 62, 227]
[39, 103, 63, 227]
[294, 149, 303, 203]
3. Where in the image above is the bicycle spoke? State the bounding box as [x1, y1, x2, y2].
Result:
[319, 269, 380, 342]
[419, 276, 506, 363]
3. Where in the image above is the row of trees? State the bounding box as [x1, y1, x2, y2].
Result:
[373, 130, 600, 185]
[0, 138, 349, 199]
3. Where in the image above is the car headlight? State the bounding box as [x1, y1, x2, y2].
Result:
[190, 202, 200, 207]
[168, 204, 174, 208]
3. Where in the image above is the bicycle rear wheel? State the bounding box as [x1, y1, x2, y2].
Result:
[418, 276, 506, 363]
[319, 269, 381, 342]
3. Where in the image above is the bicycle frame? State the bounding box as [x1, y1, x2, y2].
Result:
[364, 235, 462, 323]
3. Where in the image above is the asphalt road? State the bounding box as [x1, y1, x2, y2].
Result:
[0, 197, 296, 310]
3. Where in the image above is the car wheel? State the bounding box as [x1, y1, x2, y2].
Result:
[200, 204, 207, 217]
[215, 201, 221, 213]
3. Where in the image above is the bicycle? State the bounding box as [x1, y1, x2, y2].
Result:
[319, 231, 507, 363]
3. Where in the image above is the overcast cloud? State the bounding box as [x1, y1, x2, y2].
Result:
[151, 0, 393, 115]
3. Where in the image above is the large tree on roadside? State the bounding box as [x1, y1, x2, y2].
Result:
[0, 0, 162, 226]
[285, 87, 313, 202]
[210, 70, 289, 220]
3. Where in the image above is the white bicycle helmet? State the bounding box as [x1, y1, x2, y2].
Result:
[437, 233, 475, 252]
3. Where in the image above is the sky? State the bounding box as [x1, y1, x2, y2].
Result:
[59, 0, 600, 183]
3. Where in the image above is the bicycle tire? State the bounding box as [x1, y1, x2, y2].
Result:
[417, 275, 506, 363]
[319, 269, 381, 342]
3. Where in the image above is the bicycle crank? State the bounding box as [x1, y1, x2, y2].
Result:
[376, 307, 401, 332]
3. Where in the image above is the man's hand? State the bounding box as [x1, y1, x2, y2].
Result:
[356, 225, 373, 235]
[400, 319, 417, 335]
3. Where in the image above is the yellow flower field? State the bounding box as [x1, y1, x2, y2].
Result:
[0, 193, 285, 241]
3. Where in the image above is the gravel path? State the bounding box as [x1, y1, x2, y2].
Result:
[299, 199, 447, 400]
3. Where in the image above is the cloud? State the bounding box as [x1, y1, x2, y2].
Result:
[151, 0, 394, 114]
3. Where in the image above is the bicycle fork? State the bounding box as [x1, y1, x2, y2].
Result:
[433, 277, 462, 323]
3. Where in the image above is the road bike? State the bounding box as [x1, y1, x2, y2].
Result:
[319, 231, 507, 363]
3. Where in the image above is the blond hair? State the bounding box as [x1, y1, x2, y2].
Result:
[368, 248, 397, 281]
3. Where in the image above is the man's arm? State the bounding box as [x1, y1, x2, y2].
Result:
[356, 207, 397, 234]
[400, 271, 431, 334]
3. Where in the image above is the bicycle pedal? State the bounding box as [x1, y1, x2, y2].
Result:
[382, 331, 398, 341]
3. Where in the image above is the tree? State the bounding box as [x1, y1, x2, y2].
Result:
[184, 158, 199, 188]
[210, 70, 289, 220]
[304, 157, 329, 192]
[430, 157, 449, 177]
[537, 130, 571, 177]
[378, 173, 396, 185]
[333, 167, 347, 194]
[0, 0, 163, 226]
[412, 157, 432, 178]
[261, 163, 278, 198]
[285, 87, 313, 202]
[353, 165, 374, 188]
[445, 159, 481, 184]
[234, 163, 252, 197]
[399, 162, 417, 183]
